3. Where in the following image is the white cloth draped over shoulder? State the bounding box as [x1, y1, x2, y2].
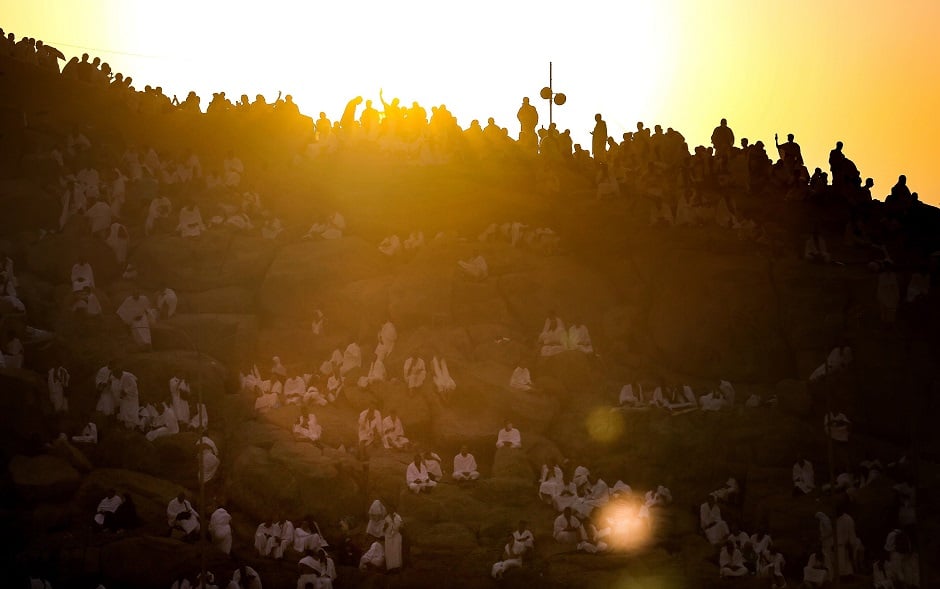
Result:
[510, 366, 534, 391]
[177, 205, 206, 237]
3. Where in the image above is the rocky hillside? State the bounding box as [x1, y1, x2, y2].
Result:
[1, 55, 938, 588]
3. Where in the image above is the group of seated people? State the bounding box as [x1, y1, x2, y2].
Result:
[618, 379, 752, 412]
[538, 313, 594, 356]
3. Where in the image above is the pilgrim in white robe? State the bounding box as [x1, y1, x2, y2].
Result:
[294, 414, 322, 442]
[116, 295, 153, 347]
[104, 223, 129, 265]
[71, 262, 95, 292]
[509, 366, 534, 391]
[169, 377, 192, 424]
[406, 459, 437, 493]
[283, 376, 307, 404]
[382, 414, 409, 449]
[94, 365, 116, 415]
[384, 512, 403, 570]
[254, 522, 276, 556]
[720, 544, 749, 577]
[229, 566, 262, 589]
[497, 425, 522, 448]
[341, 343, 361, 375]
[47, 366, 70, 412]
[72, 422, 98, 444]
[359, 541, 385, 570]
[404, 231, 425, 250]
[156, 288, 178, 319]
[567, 324, 594, 353]
[85, 200, 112, 234]
[95, 493, 123, 526]
[190, 402, 208, 430]
[453, 450, 480, 481]
[167, 496, 199, 536]
[268, 520, 294, 559]
[700, 499, 730, 545]
[146, 403, 179, 441]
[198, 436, 220, 483]
[293, 522, 327, 553]
[145, 196, 172, 235]
[366, 499, 387, 538]
[378, 235, 401, 256]
[358, 409, 383, 447]
[553, 510, 585, 544]
[209, 508, 232, 554]
[311, 309, 325, 335]
[539, 317, 567, 357]
[835, 513, 863, 576]
[431, 356, 456, 393]
[538, 464, 564, 500]
[254, 380, 279, 412]
[458, 254, 488, 279]
[72, 288, 102, 316]
[618, 384, 643, 407]
[116, 371, 141, 428]
[491, 539, 524, 579]
[376, 321, 397, 359]
[177, 205, 206, 237]
[802, 552, 830, 586]
[793, 459, 815, 494]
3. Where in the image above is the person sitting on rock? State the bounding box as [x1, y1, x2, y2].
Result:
[116, 290, 154, 351]
[359, 539, 385, 571]
[357, 406, 383, 456]
[512, 520, 534, 559]
[491, 532, 525, 579]
[406, 454, 437, 493]
[94, 488, 123, 530]
[553, 507, 585, 544]
[229, 565, 262, 589]
[255, 520, 277, 556]
[72, 421, 98, 444]
[538, 311, 567, 357]
[70, 257, 95, 292]
[509, 365, 534, 391]
[496, 420, 522, 448]
[457, 251, 487, 279]
[431, 356, 456, 395]
[167, 492, 200, 541]
[793, 458, 815, 495]
[403, 356, 426, 390]
[452, 445, 480, 481]
[382, 409, 409, 449]
[720, 539, 749, 577]
[700, 494, 730, 545]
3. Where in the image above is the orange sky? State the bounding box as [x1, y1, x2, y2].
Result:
[5, 0, 939, 204]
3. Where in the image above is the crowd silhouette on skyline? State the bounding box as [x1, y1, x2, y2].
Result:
[0, 24, 934, 589]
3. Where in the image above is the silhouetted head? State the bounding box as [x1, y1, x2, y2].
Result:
[595, 113, 602, 122]
[835, 141, 843, 150]
[720, 118, 727, 126]
[898, 175, 907, 185]
[787, 133, 794, 141]
[865, 178, 874, 188]
[522, 97, 530, 105]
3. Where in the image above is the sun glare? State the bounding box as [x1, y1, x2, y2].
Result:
[596, 498, 652, 552]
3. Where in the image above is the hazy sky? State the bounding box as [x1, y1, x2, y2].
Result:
[6, 0, 939, 204]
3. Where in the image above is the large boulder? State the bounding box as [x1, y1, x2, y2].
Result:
[9, 454, 80, 501]
[258, 238, 388, 322]
[645, 250, 792, 381]
[99, 536, 230, 589]
[132, 233, 277, 291]
[151, 313, 259, 366]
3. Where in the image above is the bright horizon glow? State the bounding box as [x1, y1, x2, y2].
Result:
[5, 0, 939, 204]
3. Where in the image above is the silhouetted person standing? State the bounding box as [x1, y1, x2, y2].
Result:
[711, 118, 734, 169]
[775, 133, 803, 166]
[340, 96, 363, 131]
[517, 97, 538, 152]
[591, 114, 607, 162]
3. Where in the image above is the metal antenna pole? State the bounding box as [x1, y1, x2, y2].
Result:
[549, 61, 553, 127]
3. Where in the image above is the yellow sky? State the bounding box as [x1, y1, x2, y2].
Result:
[5, 0, 939, 204]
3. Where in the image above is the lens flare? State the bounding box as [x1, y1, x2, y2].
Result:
[596, 498, 651, 552]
